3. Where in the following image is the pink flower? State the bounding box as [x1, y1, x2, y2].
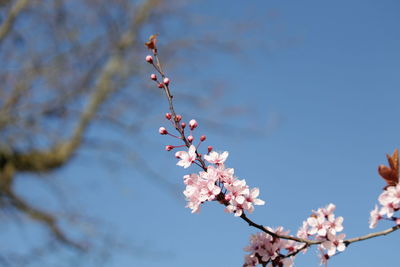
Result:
[378, 185, 400, 218]
[369, 205, 382, 229]
[175, 145, 197, 168]
[243, 254, 259, 267]
[225, 180, 265, 216]
[327, 216, 344, 235]
[321, 232, 346, 256]
[189, 119, 198, 130]
[243, 227, 296, 267]
[204, 150, 229, 165]
[145, 55, 153, 63]
[307, 215, 327, 237]
[318, 247, 329, 266]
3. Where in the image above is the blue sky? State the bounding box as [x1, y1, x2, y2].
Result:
[5, 1, 400, 266]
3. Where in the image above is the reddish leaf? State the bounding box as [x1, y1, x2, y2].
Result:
[145, 34, 158, 50]
[378, 149, 399, 187]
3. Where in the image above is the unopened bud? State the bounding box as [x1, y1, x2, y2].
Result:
[189, 119, 198, 130]
[163, 77, 170, 85]
[187, 135, 194, 142]
[165, 113, 172, 120]
[158, 83, 164, 88]
[175, 115, 182, 122]
[200, 135, 206, 142]
[165, 145, 173, 151]
[145, 55, 153, 63]
[150, 74, 157, 80]
[207, 146, 213, 153]
[159, 127, 168, 135]
[181, 122, 186, 128]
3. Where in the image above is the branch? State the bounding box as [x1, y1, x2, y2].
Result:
[5, 189, 85, 250]
[152, 41, 400, 262]
[5, 0, 161, 173]
[0, 0, 29, 45]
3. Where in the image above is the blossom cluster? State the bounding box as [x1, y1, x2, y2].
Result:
[182, 148, 265, 215]
[369, 183, 400, 229]
[158, 108, 265, 215]
[297, 204, 345, 264]
[243, 227, 296, 267]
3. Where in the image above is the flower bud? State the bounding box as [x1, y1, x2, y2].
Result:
[159, 127, 168, 135]
[163, 77, 170, 85]
[187, 135, 194, 142]
[175, 115, 182, 122]
[145, 55, 153, 63]
[165, 145, 173, 151]
[189, 119, 198, 130]
[200, 135, 206, 142]
[181, 122, 186, 128]
[150, 74, 157, 80]
[207, 146, 213, 153]
[165, 113, 172, 120]
[158, 83, 164, 88]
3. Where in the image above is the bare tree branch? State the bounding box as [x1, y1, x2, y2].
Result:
[5, 0, 161, 173]
[0, 0, 29, 45]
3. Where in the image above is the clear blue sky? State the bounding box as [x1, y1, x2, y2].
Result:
[7, 0, 400, 266]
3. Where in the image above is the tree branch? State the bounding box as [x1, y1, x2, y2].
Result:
[5, 0, 161, 173]
[0, 0, 29, 45]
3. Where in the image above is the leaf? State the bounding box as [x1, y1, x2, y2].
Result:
[378, 149, 399, 188]
[145, 34, 158, 50]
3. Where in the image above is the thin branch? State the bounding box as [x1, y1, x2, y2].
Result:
[0, 0, 29, 45]
[5, 189, 85, 250]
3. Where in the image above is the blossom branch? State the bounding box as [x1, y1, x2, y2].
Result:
[147, 35, 400, 266]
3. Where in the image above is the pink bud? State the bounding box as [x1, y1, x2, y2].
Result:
[187, 135, 194, 142]
[207, 146, 213, 153]
[175, 115, 182, 122]
[165, 113, 172, 120]
[159, 127, 168, 135]
[150, 74, 157, 80]
[145, 55, 153, 63]
[189, 119, 198, 130]
[181, 122, 186, 129]
[200, 135, 206, 142]
[165, 145, 173, 151]
[158, 83, 163, 88]
[163, 77, 170, 85]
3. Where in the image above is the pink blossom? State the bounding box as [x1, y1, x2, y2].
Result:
[318, 247, 329, 266]
[243, 254, 259, 267]
[145, 55, 153, 63]
[307, 215, 327, 237]
[159, 127, 167, 135]
[317, 203, 336, 221]
[204, 150, 229, 165]
[244, 228, 296, 266]
[327, 216, 344, 235]
[175, 145, 197, 168]
[378, 185, 400, 218]
[369, 205, 382, 229]
[321, 232, 346, 256]
[189, 119, 198, 129]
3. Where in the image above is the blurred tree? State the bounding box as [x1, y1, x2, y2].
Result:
[0, 0, 173, 256]
[0, 0, 285, 265]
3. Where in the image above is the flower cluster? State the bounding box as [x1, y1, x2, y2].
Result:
[179, 142, 265, 215]
[243, 227, 296, 267]
[297, 204, 346, 263]
[369, 184, 400, 228]
[157, 108, 265, 215]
